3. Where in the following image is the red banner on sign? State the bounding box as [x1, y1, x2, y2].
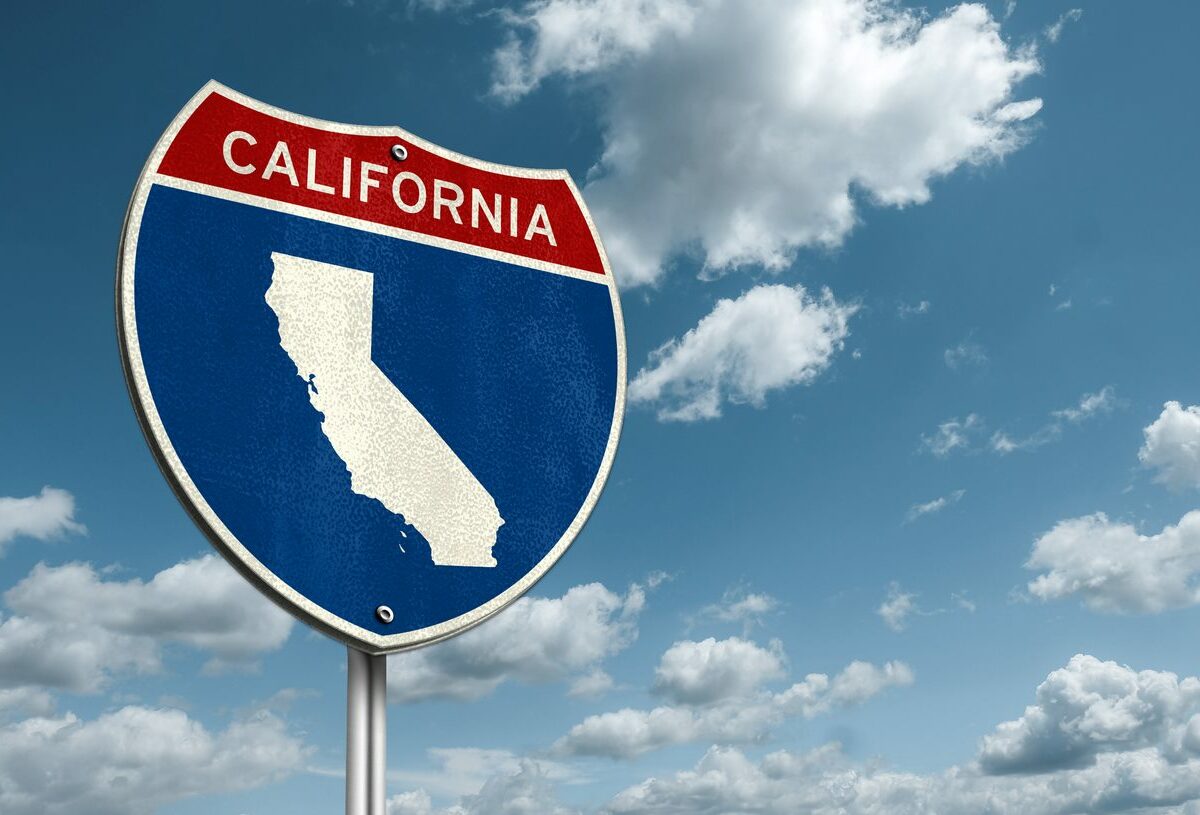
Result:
[156, 92, 605, 276]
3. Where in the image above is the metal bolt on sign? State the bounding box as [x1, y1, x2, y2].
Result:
[117, 82, 625, 812]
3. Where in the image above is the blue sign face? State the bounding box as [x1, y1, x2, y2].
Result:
[118, 83, 625, 653]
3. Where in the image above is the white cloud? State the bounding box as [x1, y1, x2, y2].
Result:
[390, 759, 577, 815]
[0, 487, 85, 554]
[394, 656, 1200, 814]
[944, 340, 988, 371]
[0, 555, 294, 693]
[492, 0, 1040, 286]
[554, 636, 911, 758]
[877, 583, 918, 632]
[388, 582, 644, 703]
[1025, 510, 1200, 613]
[491, 0, 700, 101]
[0, 706, 308, 815]
[1044, 8, 1082, 43]
[952, 591, 977, 613]
[989, 426, 1059, 454]
[603, 741, 1200, 815]
[920, 414, 982, 457]
[569, 669, 616, 698]
[930, 387, 1116, 457]
[897, 300, 931, 318]
[905, 489, 966, 523]
[629, 284, 856, 422]
[1140, 401, 1200, 491]
[392, 746, 577, 801]
[0, 687, 54, 717]
[694, 584, 780, 632]
[653, 637, 786, 706]
[604, 656, 1200, 812]
[979, 654, 1200, 774]
[1051, 385, 1116, 424]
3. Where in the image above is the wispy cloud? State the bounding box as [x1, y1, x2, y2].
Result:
[926, 387, 1118, 457]
[877, 583, 919, 632]
[920, 415, 983, 457]
[692, 584, 780, 633]
[897, 300, 931, 319]
[905, 489, 966, 523]
[944, 339, 988, 371]
[1045, 8, 1083, 43]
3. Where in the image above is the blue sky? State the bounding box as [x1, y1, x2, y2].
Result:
[4, 2, 1200, 813]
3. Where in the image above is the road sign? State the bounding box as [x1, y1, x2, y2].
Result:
[117, 82, 626, 655]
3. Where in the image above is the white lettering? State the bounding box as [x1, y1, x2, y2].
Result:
[222, 131, 257, 175]
[392, 172, 427, 214]
[433, 180, 465, 224]
[262, 141, 299, 186]
[471, 190, 502, 233]
[341, 156, 353, 199]
[524, 203, 557, 246]
[305, 148, 335, 195]
[359, 162, 387, 204]
[509, 198, 518, 238]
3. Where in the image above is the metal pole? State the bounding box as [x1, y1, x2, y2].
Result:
[347, 647, 387, 815]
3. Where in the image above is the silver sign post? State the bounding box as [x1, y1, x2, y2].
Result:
[346, 648, 387, 815]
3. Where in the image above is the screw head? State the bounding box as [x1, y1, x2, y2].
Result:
[375, 605, 394, 624]
[390, 144, 408, 162]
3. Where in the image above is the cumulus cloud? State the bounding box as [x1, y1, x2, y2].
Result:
[388, 582, 645, 703]
[604, 655, 1200, 812]
[389, 759, 576, 815]
[491, 0, 699, 101]
[0, 705, 308, 815]
[979, 654, 1200, 774]
[1025, 510, 1200, 614]
[629, 284, 856, 422]
[0, 555, 293, 693]
[905, 489, 965, 523]
[653, 637, 786, 705]
[392, 746, 577, 801]
[0, 687, 55, 717]
[569, 669, 616, 699]
[492, 0, 1041, 286]
[391, 656, 1200, 814]
[554, 636, 911, 758]
[603, 740, 1200, 815]
[0, 487, 85, 554]
[1140, 401, 1200, 491]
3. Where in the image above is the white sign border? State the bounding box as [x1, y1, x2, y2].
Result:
[117, 81, 627, 655]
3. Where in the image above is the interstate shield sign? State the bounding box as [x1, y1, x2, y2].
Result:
[118, 82, 626, 654]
